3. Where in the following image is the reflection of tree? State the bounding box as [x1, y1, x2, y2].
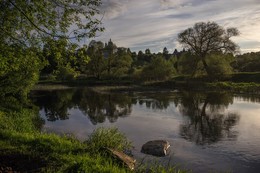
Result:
[74, 89, 132, 125]
[32, 90, 75, 121]
[32, 88, 132, 124]
[236, 94, 260, 103]
[137, 93, 171, 110]
[177, 92, 240, 145]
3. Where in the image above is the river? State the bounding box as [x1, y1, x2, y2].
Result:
[31, 87, 260, 173]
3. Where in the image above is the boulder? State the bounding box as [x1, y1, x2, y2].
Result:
[141, 140, 170, 157]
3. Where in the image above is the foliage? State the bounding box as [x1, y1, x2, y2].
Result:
[85, 40, 106, 78]
[84, 40, 133, 79]
[42, 38, 77, 73]
[230, 72, 260, 83]
[0, 0, 104, 45]
[207, 82, 260, 93]
[0, 109, 43, 133]
[109, 49, 133, 78]
[86, 127, 132, 152]
[233, 51, 260, 72]
[177, 51, 201, 76]
[134, 50, 153, 67]
[0, 45, 42, 98]
[54, 64, 80, 81]
[141, 55, 175, 81]
[205, 53, 234, 76]
[0, 0, 103, 98]
[178, 21, 239, 76]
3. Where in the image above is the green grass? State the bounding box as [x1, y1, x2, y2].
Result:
[38, 72, 260, 94]
[86, 127, 132, 153]
[206, 82, 260, 93]
[0, 130, 130, 172]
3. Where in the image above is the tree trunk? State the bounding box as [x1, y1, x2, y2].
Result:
[202, 58, 211, 76]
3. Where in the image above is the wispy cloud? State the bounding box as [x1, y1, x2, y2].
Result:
[94, 0, 260, 53]
[100, 0, 129, 19]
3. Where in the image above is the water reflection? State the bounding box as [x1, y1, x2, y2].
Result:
[32, 89, 242, 144]
[32, 88, 132, 124]
[176, 92, 240, 145]
[73, 89, 132, 124]
[136, 92, 175, 110]
[33, 90, 75, 121]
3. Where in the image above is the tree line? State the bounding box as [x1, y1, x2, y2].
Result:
[40, 37, 260, 81]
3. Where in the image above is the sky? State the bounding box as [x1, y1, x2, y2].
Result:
[93, 0, 260, 53]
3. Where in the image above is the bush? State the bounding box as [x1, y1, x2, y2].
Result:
[54, 65, 79, 81]
[86, 127, 132, 152]
[0, 46, 42, 98]
[0, 108, 43, 133]
[141, 55, 175, 81]
[206, 53, 233, 76]
[178, 52, 201, 75]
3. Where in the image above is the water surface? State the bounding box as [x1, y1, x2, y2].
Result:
[31, 88, 260, 173]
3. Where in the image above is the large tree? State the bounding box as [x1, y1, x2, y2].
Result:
[0, 0, 103, 98]
[178, 21, 239, 76]
[86, 40, 106, 79]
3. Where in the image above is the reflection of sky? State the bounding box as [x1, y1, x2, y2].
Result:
[40, 95, 260, 173]
[40, 108, 95, 141]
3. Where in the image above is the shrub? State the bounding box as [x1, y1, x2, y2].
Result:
[86, 127, 132, 152]
[54, 65, 79, 81]
[141, 55, 175, 81]
[206, 53, 233, 76]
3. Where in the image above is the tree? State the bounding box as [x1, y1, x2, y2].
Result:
[86, 40, 106, 79]
[206, 53, 234, 75]
[109, 48, 133, 78]
[1, 0, 104, 45]
[42, 38, 79, 77]
[163, 47, 170, 60]
[0, 0, 103, 98]
[178, 51, 201, 75]
[178, 21, 239, 76]
[233, 52, 260, 72]
[0, 45, 42, 99]
[104, 39, 117, 75]
[141, 55, 175, 81]
[145, 49, 151, 55]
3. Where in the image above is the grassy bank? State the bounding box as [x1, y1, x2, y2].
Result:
[36, 72, 260, 94]
[0, 109, 130, 172]
[0, 103, 188, 173]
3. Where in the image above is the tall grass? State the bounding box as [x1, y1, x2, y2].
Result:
[86, 127, 132, 152]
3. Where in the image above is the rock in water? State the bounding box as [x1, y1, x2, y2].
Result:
[141, 140, 170, 157]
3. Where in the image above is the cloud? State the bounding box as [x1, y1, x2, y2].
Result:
[100, 0, 128, 19]
[160, 0, 192, 9]
[94, 0, 260, 53]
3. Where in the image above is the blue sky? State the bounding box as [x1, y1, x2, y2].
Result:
[94, 0, 260, 53]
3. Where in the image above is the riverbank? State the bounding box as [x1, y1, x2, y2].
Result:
[36, 73, 260, 94]
[0, 104, 188, 172]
